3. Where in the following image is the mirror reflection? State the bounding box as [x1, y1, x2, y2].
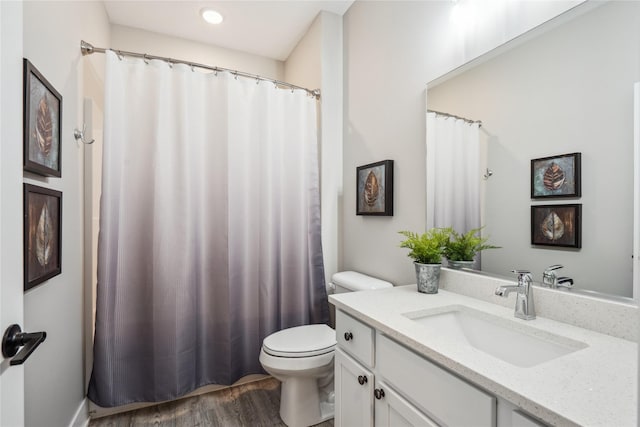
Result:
[427, 1, 639, 298]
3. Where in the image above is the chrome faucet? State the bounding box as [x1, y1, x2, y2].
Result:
[542, 264, 574, 290]
[495, 270, 536, 320]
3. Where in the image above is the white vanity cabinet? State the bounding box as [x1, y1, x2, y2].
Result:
[335, 310, 375, 426]
[335, 310, 498, 427]
[335, 310, 436, 427]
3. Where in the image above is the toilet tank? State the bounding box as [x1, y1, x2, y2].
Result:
[329, 271, 393, 294]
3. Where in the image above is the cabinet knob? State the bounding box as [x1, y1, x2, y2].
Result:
[357, 375, 368, 385]
[374, 388, 385, 400]
[344, 331, 353, 341]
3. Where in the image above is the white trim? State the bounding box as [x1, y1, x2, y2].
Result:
[634, 82, 639, 301]
[68, 398, 89, 427]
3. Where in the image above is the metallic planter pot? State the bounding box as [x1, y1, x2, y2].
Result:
[447, 260, 475, 270]
[414, 262, 441, 294]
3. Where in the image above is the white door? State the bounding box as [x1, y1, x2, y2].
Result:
[1, 1, 25, 426]
[334, 349, 374, 427]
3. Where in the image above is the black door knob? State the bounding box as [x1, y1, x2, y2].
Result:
[374, 388, 385, 400]
[2, 324, 47, 366]
[357, 375, 368, 385]
[344, 331, 353, 341]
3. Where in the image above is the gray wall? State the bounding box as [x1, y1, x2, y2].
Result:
[22, 2, 110, 426]
[342, 0, 583, 285]
[428, 1, 639, 297]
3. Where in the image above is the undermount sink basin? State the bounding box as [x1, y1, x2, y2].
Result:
[403, 305, 588, 368]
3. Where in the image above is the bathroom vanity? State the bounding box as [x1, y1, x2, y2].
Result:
[329, 280, 637, 427]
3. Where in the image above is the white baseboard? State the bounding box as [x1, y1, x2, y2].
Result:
[69, 398, 90, 427]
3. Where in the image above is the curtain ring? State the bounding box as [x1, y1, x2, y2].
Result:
[116, 51, 124, 61]
[167, 60, 173, 69]
[255, 76, 260, 85]
[233, 72, 238, 80]
[143, 54, 149, 65]
[190, 65, 195, 72]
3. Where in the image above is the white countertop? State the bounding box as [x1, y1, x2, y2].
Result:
[329, 285, 638, 427]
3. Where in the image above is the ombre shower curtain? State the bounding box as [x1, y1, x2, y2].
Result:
[426, 111, 481, 235]
[88, 51, 328, 407]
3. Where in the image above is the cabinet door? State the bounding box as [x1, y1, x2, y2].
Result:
[335, 348, 374, 427]
[374, 381, 439, 427]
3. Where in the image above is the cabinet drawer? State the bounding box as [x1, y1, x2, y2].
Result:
[377, 333, 496, 427]
[336, 310, 374, 367]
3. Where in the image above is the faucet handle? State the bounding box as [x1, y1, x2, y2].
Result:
[556, 276, 574, 289]
[511, 270, 532, 285]
[542, 265, 563, 286]
[511, 269, 531, 276]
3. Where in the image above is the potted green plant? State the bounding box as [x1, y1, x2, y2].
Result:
[444, 227, 500, 270]
[399, 228, 450, 293]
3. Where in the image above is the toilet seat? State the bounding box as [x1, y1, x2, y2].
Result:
[263, 324, 336, 358]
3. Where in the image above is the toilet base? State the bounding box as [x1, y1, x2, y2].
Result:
[279, 376, 334, 427]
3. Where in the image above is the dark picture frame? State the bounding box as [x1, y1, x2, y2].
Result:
[356, 160, 394, 216]
[24, 184, 62, 290]
[531, 152, 580, 199]
[531, 204, 581, 248]
[24, 58, 62, 177]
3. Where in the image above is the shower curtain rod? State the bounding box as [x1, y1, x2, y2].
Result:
[80, 40, 321, 99]
[428, 109, 482, 126]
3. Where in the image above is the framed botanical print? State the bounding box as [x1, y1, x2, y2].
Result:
[356, 160, 394, 216]
[531, 152, 581, 199]
[24, 58, 62, 177]
[24, 184, 62, 290]
[531, 204, 581, 248]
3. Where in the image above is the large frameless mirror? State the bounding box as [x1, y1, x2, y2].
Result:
[426, 1, 640, 300]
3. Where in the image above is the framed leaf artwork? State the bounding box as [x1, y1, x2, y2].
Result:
[24, 184, 62, 290]
[24, 58, 62, 177]
[531, 153, 581, 199]
[531, 204, 581, 248]
[356, 160, 394, 216]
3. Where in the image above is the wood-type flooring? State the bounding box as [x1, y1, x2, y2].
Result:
[89, 378, 334, 427]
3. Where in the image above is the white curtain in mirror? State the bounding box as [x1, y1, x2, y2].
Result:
[426, 112, 480, 234]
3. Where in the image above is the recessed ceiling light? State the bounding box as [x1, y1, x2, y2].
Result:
[201, 8, 223, 25]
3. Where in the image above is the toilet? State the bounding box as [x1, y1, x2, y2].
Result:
[259, 271, 393, 427]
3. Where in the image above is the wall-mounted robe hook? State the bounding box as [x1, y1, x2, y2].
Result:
[483, 168, 494, 180]
[73, 123, 94, 144]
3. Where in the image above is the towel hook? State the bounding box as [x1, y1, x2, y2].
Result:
[73, 123, 95, 145]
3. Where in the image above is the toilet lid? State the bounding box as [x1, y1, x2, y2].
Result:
[263, 324, 336, 358]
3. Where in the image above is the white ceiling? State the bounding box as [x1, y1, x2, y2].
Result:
[103, 1, 354, 61]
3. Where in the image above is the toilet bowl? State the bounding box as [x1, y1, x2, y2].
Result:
[259, 271, 393, 427]
[259, 324, 336, 427]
